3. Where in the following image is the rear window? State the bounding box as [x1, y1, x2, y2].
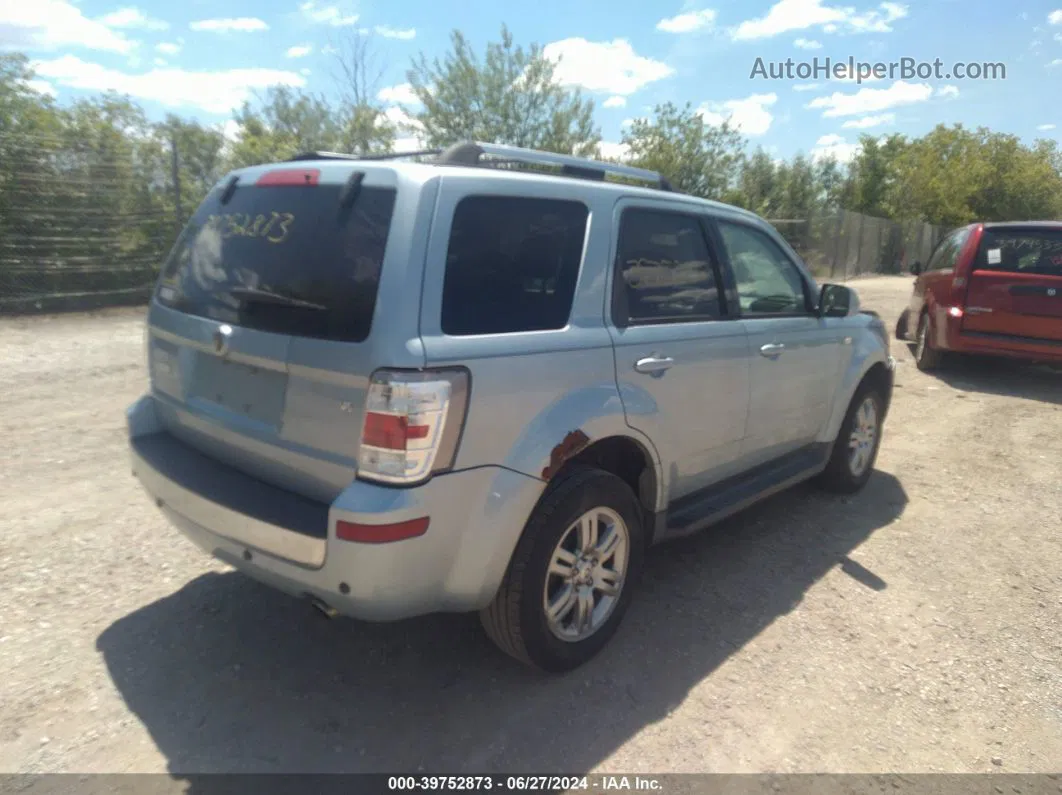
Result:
[441, 196, 589, 336]
[977, 228, 1062, 277]
[156, 180, 396, 342]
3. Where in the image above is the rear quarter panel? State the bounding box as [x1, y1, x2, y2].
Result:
[416, 173, 665, 510]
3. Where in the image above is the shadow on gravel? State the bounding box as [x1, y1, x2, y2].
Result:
[911, 347, 1062, 406]
[97, 472, 907, 779]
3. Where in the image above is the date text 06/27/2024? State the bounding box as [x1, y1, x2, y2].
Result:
[386, 776, 664, 791]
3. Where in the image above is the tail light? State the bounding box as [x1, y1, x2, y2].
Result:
[356, 369, 470, 486]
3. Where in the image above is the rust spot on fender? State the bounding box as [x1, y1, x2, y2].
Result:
[541, 429, 591, 480]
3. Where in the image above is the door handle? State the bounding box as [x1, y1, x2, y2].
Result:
[634, 355, 674, 374]
[759, 343, 785, 358]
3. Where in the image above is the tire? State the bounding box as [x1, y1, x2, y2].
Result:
[480, 467, 645, 672]
[914, 311, 944, 372]
[817, 383, 885, 494]
[895, 309, 909, 341]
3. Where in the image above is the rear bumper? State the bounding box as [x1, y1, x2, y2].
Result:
[947, 326, 1062, 363]
[127, 394, 545, 621]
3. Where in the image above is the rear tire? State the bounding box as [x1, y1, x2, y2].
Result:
[914, 311, 944, 372]
[817, 384, 884, 494]
[895, 309, 910, 341]
[480, 467, 645, 672]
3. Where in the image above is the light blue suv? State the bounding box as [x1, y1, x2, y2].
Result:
[128, 142, 895, 671]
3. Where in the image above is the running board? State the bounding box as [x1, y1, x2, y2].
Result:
[658, 443, 830, 542]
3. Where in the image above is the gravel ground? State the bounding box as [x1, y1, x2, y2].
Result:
[1, 275, 1060, 777]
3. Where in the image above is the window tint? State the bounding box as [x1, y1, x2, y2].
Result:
[441, 196, 588, 336]
[157, 182, 396, 342]
[716, 221, 808, 315]
[976, 228, 1062, 277]
[927, 228, 969, 272]
[613, 209, 722, 325]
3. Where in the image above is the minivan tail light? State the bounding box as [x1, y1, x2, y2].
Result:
[356, 368, 470, 486]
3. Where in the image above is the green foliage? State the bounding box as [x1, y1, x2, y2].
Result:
[621, 102, 744, 200]
[407, 25, 600, 156]
[228, 86, 394, 169]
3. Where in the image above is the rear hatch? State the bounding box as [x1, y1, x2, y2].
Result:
[146, 164, 402, 503]
[962, 226, 1062, 344]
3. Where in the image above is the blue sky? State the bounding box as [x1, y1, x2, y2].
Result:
[3, 0, 1062, 162]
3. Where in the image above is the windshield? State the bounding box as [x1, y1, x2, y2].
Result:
[156, 182, 396, 342]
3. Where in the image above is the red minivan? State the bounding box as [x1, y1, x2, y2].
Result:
[896, 222, 1062, 370]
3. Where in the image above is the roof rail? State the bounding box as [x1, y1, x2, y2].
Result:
[284, 142, 676, 191]
[287, 149, 442, 162]
[437, 141, 675, 192]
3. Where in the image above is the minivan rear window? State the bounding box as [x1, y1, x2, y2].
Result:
[156, 181, 396, 342]
[976, 228, 1062, 277]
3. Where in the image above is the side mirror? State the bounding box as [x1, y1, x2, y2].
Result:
[909, 260, 924, 276]
[818, 283, 856, 318]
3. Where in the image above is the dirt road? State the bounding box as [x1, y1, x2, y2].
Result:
[1, 276, 1060, 776]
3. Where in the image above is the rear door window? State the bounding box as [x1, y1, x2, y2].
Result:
[441, 196, 589, 336]
[976, 228, 1062, 276]
[157, 180, 396, 342]
[612, 208, 724, 325]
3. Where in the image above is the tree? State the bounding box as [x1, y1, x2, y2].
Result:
[621, 102, 745, 200]
[407, 25, 600, 156]
[228, 85, 394, 169]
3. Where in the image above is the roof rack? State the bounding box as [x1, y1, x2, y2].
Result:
[287, 141, 675, 192]
[436, 142, 674, 191]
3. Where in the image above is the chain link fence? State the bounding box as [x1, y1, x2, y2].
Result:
[0, 133, 946, 314]
[0, 130, 188, 313]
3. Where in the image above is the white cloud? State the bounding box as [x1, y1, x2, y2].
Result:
[299, 2, 358, 27]
[811, 133, 860, 163]
[621, 118, 634, 128]
[936, 85, 959, 99]
[731, 0, 907, 40]
[285, 44, 313, 58]
[300, 68, 311, 76]
[154, 56, 167, 66]
[190, 17, 268, 33]
[221, 119, 241, 142]
[384, 105, 422, 130]
[597, 141, 630, 161]
[1038, 123, 1057, 131]
[33, 55, 305, 114]
[542, 38, 674, 95]
[807, 79, 932, 117]
[698, 92, 778, 136]
[1049, 9, 1062, 24]
[603, 95, 627, 108]
[155, 41, 181, 55]
[793, 82, 821, 91]
[374, 25, 416, 40]
[377, 82, 419, 105]
[656, 9, 716, 33]
[0, 0, 136, 53]
[98, 7, 168, 31]
[794, 38, 822, 49]
[24, 78, 58, 97]
[841, 112, 894, 128]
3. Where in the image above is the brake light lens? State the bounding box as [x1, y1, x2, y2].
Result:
[948, 306, 964, 318]
[356, 369, 470, 485]
[255, 168, 320, 186]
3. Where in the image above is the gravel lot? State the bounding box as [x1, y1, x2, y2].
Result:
[1, 275, 1060, 777]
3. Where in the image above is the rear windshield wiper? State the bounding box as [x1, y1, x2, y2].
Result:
[226, 286, 326, 310]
